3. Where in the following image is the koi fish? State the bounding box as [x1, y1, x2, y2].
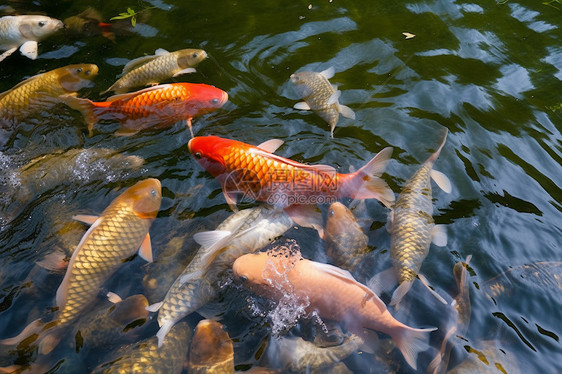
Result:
[0, 15, 63, 62]
[232, 241, 437, 370]
[0, 179, 161, 354]
[290, 67, 355, 137]
[323, 202, 369, 272]
[92, 322, 192, 374]
[187, 135, 394, 209]
[388, 129, 451, 306]
[149, 205, 295, 347]
[188, 320, 234, 374]
[70, 83, 227, 136]
[102, 48, 207, 95]
[0, 64, 99, 127]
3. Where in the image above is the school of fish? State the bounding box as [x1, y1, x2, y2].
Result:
[0, 4, 537, 374]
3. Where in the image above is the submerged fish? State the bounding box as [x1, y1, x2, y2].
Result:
[290, 67, 355, 137]
[70, 83, 227, 136]
[0, 15, 63, 62]
[447, 340, 521, 374]
[102, 48, 207, 95]
[388, 129, 451, 306]
[188, 319, 234, 374]
[188, 135, 394, 209]
[150, 205, 295, 346]
[232, 241, 437, 370]
[428, 255, 472, 374]
[481, 261, 562, 301]
[323, 202, 369, 272]
[261, 334, 362, 372]
[92, 322, 191, 374]
[0, 64, 99, 126]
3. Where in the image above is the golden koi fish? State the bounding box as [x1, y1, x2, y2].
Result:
[389, 129, 451, 306]
[291, 67, 355, 137]
[102, 48, 207, 95]
[188, 320, 234, 374]
[0, 64, 99, 127]
[0, 15, 63, 62]
[233, 240, 436, 370]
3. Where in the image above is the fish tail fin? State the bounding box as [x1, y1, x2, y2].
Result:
[0, 318, 44, 346]
[427, 127, 448, 165]
[393, 326, 437, 370]
[343, 147, 395, 208]
[60, 96, 98, 136]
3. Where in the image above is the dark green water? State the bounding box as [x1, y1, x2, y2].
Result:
[1, 0, 561, 372]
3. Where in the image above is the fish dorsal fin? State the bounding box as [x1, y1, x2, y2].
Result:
[249, 148, 337, 175]
[56, 217, 102, 308]
[154, 48, 169, 56]
[320, 66, 335, 79]
[106, 84, 172, 102]
[310, 261, 387, 310]
[430, 170, 451, 193]
[19, 41, 38, 60]
[257, 139, 284, 153]
[431, 224, 447, 247]
[193, 230, 232, 249]
[122, 53, 163, 74]
[138, 233, 153, 262]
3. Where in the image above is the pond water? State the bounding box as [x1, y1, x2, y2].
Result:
[0, 0, 561, 372]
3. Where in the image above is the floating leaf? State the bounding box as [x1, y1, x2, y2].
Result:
[402, 32, 416, 39]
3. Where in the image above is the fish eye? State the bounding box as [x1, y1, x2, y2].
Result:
[150, 189, 157, 197]
[211, 98, 220, 105]
[38, 21, 46, 27]
[328, 209, 335, 217]
[239, 275, 248, 282]
[76, 68, 83, 73]
[194, 152, 202, 159]
[192, 53, 198, 58]
[85, 70, 91, 75]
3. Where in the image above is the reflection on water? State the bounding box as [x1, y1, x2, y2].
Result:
[0, 0, 561, 372]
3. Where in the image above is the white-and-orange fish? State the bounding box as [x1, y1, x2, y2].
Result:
[233, 241, 436, 370]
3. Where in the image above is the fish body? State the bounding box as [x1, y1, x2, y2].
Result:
[55, 178, 161, 325]
[389, 130, 451, 306]
[188, 319, 234, 374]
[188, 135, 394, 209]
[323, 202, 369, 272]
[152, 205, 294, 346]
[232, 244, 436, 370]
[290, 67, 355, 137]
[0, 15, 63, 61]
[92, 322, 191, 374]
[0, 64, 99, 126]
[73, 83, 227, 136]
[103, 48, 207, 94]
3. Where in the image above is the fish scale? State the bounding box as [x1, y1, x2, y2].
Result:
[154, 206, 294, 346]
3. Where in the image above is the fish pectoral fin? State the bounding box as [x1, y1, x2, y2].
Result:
[338, 104, 356, 120]
[320, 66, 336, 79]
[172, 67, 196, 77]
[293, 101, 311, 111]
[155, 48, 170, 55]
[72, 214, 100, 225]
[357, 329, 379, 354]
[222, 185, 239, 212]
[19, 41, 38, 60]
[390, 280, 414, 307]
[417, 273, 447, 304]
[327, 90, 341, 105]
[283, 204, 324, 239]
[257, 139, 284, 153]
[146, 301, 163, 313]
[0, 47, 18, 62]
[106, 291, 123, 303]
[366, 267, 398, 296]
[36, 248, 69, 273]
[156, 320, 175, 348]
[430, 169, 452, 193]
[431, 225, 448, 247]
[138, 233, 153, 262]
[193, 230, 232, 249]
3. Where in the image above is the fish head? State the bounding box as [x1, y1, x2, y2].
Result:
[57, 64, 99, 92]
[190, 320, 233, 365]
[325, 202, 356, 234]
[108, 294, 149, 327]
[120, 178, 162, 219]
[290, 71, 317, 97]
[182, 83, 228, 116]
[177, 49, 208, 69]
[18, 15, 64, 40]
[187, 136, 232, 177]
[232, 252, 270, 287]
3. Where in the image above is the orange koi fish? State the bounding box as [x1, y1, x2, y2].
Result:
[233, 241, 436, 370]
[188, 135, 395, 209]
[71, 83, 227, 136]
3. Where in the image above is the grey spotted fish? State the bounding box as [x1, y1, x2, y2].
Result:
[92, 322, 191, 374]
[389, 129, 451, 306]
[323, 202, 369, 272]
[188, 319, 234, 374]
[0, 15, 63, 62]
[102, 48, 207, 95]
[291, 67, 355, 137]
[148, 205, 295, 347]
